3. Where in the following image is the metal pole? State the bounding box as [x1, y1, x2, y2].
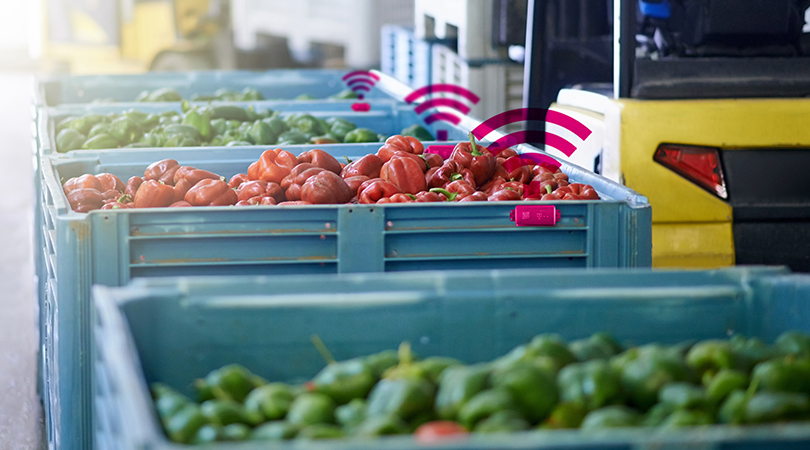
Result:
[522, 0, 547, 109]
[615, 0, 634, 98]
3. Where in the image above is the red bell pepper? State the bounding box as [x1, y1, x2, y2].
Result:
[63, 174, 102, 195]
[100, 201, 135, 210]
[449, 134, 496, 186]
[380, 155, 428, 194]
[422, 153, 444, 169]
[557, 183, 600, 200]
[377, 135, 424, 162]
[236, 180, 285, 203]
[228, 173, 250, 189]
[343, 175, 370, 197]
[184, 179, 238, 206]
[169, 201, 193, 207]
[526, 180, 556, 198]
[124, 176, 143, 199]
[377, 193, 417, 204]
[284, 167, 327, 201]
[480, 179, 506, 196]
[414, 191, 447, 202]
[133, 180, 176, 208]
[96, 173, 124, 192]
[429, 180, 477, 202]
[426, 161, 476, 189]
[458, 191, 489, 202]
[173, 166, 221, 186]
[341, 154, 383, 179]
[236, 195, 277, 206]
[67, 188, 104, 212]
[100, 188, 123, 203]
[277, 201, 313, 206]
[301, 171, 353, 204]
[297, 149, 343, 174]
[494, 148, 520, 164]
[247, 148, 297, 184]
[144, 159, 180, 185]
[499, 181, 526, 197]
[488, 188, 522, 201]
[358, 179, 399, 204]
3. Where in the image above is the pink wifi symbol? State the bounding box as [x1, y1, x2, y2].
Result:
[342, 71, 380, 111]
[471, 108, 593, 168]
[405, 84, 480, 141]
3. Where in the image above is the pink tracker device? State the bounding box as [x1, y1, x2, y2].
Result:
[509, 205, 561, 226]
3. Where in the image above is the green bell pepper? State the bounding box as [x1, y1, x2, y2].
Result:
[525, 334, 578, 370]
[56, 128, 87, 152]
[248, 120, 279, 145]
[353, 415, 410, 436]
[251, 421, 300, 440]
[401, 124, 434, 142]
[619, 344, 693, 410]
[277, 130, 309, 145]
[109, 116, 141, 144]
[262, 116, 288, 136]
[744, 391, 810, 423]
[286, 393, 336, 426]
[457, 389, 518, 430]
[335, 398, 366, 430]
[192, 424, 221, 444]
[686, 340, 737, 380]
[87, 123, 111, 139]
[569, 332, 623, 362]
[491, 359, 558, 423]
[659, 409, 714, 428]
[474, 410, 530, 433]
[580, 405, 642, 430]
[539, 402, 589, 429]
[557, 359, 624, 411]
[194, 364, 265, 404]
[164, 403, 207, 444]
[82, 133, 119, 150]
[243, 383, 295, 423]
[220, 423, 251, 441]
[435, 364, 490, 420]
[775, 331, 810, 356]
[705, 369, 749, 403]
[343, 127, 379, 143]
[203, 105, 251, 122]
[312, 357, 376, 405]
[297, 423, 345, 439]
[210, 118, 228, 137]
[329, 89, 359, 100]
[137, 87, 182, 102]
[182, 110, 212, 140]
[414, 357, 463, 384]
[752, 356, 810, 394]
[200, 399, 250, 426]
[658, 382, 713, 411]
[366, 378, 435, 421]
[328, 118, 357, 142]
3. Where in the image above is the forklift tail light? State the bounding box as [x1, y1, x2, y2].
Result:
[654, 144, 728, 199]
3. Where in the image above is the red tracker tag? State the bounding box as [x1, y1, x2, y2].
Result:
[350, 102, 371, 112]
[509, 205, 561, 227]
[424, 145, 456, 160]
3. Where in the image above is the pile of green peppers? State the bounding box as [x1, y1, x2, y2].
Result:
[54, 103, 434, 152]
[151, 330, 810, 444]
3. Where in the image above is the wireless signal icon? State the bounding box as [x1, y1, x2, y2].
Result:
[471, 108, 592, 168]
[342, 71, 379, 112]
[405, 84, 480, 141]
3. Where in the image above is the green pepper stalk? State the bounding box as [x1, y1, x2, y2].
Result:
[309, 335, 376, 405]
[429, 188, 458, 202]
[450, 173, 463, 181]
[545, 185, 553, 194]
[468, 132, 482, 157]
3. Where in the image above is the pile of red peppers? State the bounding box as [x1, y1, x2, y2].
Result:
[62, 134, 600, 213]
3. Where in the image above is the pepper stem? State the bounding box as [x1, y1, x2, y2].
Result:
[398, 341, 413, 366]
[545, 184, 553, 194]
[468, 132, 482, 156]
[429, 187, 458, 202]
[117, 194, 132, 203]
[450, 173, 463, 181]
[310, 335, 336, 366]
[344, 155, 353, 164]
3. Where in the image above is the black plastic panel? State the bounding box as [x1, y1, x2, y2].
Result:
[733, 222, 810, 272]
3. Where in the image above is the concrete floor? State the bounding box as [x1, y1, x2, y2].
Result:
[0, 73, 46, 450]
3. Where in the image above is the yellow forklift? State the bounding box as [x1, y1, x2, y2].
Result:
[524, 0, 810, 271]
[40, 0, 229, 73]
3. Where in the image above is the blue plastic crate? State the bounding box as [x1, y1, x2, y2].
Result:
[92, 266, 810, 450]
[37, 102, 462, 157]
[40, 145, 650, 450]
[35, 69, 400, 107]
[381, 25, 433, 89]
